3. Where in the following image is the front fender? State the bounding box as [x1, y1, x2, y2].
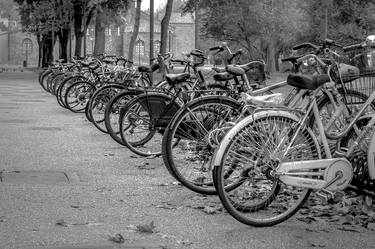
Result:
[213, 109, 302, 167]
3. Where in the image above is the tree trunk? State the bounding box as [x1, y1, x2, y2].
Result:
[36, 33, 42, 68]
[266, 38, 277, 73]
[42, 32, 55, 67]
[160, 0, 173, 54]
[42, 40, 53, 68]
[73, 1, 84, 57]
[58, 28, 70, 61]
[93, 10, 106, 57]
[128, 0, 141, 62]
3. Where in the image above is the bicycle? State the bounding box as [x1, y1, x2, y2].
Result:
[212, 39, 375, 226]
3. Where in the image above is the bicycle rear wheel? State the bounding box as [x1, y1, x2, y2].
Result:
[214, 110, 319, 227]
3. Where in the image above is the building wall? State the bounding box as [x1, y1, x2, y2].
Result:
[0, 32, 38, 66]
[0, 33, 8, 64]
[171, 23, 195, 58]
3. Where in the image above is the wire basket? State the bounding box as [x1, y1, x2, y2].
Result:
[336, 71, 375, 100]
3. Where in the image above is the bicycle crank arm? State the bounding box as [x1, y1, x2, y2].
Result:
[277, 158, 353, 191]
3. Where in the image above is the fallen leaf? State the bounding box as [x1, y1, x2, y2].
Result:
[309, 242, 326, 248]
[108, 233, 125, 243]
[55, 219, 68, 227]
[155, 203, 178, 210]
[136, 221, 156, 233]
[202, 206, 220, 215]
[158, 183, 169, 186]
[137, 162, 156, 170]
[177, 239, 193, 246]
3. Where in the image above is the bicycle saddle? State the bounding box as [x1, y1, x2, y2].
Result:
[287, 74, 330, 90]
[226, 61, 265, 75]
[165, 72, 190, 85]
[213, 72, 234, 81]
[138, 63, 160, 73]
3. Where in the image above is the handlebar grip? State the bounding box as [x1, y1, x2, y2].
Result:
[292, 43, 319, 51]
[190, 51, 203, 57]
[193, 49, 203, 54]
[209, 46, 224, 51]
[343, 43, 363, 52]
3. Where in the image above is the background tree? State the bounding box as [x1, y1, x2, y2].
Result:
[128, 0, 141, 62]
[159, 0, 173, 54]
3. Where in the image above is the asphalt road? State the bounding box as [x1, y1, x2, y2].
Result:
[0, 72, 374, 249]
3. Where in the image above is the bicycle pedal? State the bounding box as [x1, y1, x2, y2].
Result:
[315, 189, 335, 203]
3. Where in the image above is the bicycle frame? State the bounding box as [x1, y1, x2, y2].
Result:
[277, 84, 375, 180]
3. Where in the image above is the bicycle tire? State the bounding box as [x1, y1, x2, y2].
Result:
[214, 110, 319, 227]
[87, 84, 127, 133]
[119, 92, 181, 157]
[162, 95, 242, 194]
[64, 81, 96, 113]
[104, 89, 145, 145]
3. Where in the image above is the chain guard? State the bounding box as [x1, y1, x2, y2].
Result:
[278, 158, 353, 191]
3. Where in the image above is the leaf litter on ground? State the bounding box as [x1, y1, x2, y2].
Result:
[108, 233, 125, 243]
[296, 192, 375, 230]
[136, 220, 156, 233]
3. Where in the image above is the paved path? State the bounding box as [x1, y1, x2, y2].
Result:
[0, 72, 374, 249]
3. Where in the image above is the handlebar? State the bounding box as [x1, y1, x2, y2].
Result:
[209, 46, 225, 52]
[293, 42, 320, 51]
[295, 54, 327, 66]
[343, 43, 364, 52]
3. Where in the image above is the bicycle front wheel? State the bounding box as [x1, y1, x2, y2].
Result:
[214, 110, 320, 227]
[162, 95, 242, 195]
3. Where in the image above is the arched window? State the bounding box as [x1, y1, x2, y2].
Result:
[135, 39, 145, 57]
[22, 38, 33, 55]
[154, 40, 161, 56]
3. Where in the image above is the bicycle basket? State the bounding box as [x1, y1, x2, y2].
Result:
[334, 62, 375, 99]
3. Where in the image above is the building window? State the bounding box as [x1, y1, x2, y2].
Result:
[22, 38, 33, 55]
[154, 40, 160, 56]
[135, 39, 145, 57]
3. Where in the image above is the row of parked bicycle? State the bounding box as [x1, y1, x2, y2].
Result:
[38, 35, 375, 227]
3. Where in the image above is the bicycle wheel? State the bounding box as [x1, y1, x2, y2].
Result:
[104, 89, 144, 145]
[64, 81, 96, 113]
[119, 92, 181, 157]
[39, 69, 52, 92]
[162, 95, 242, 195]
[311, 89, 375, 137]
[214, 110, 320, 227]
[51, 72, 68, 96]
[88, 84, 127, 133]
[56, 75, 87, 108]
